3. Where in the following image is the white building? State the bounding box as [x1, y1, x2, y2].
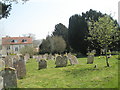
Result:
[2, 36, 33, 55]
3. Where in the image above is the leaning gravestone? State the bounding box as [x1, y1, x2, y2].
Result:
[55, 56, 68, 67]
[38, 59, 47, 70]
[87, 55, 94, 64]
[13, 55, 26, 79]
[3, 56, 13, 68]
[69, 55, 79, 65]
[3, 67, 17, 88]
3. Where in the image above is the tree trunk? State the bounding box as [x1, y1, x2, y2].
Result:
[105, 48, 110, 67]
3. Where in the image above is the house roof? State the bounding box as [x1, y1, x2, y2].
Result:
[2, 37, 32, 45]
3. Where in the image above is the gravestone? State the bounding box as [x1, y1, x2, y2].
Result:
[0, 76, 3, 90]
[24, 54, 30, 63]
[38, 55, 43, 60]
[0, 59, 5, 71]
[67, 53, 72, 59]
[42, 54, 48, 60]
[69, 55, 79, 65]
[3, 67, 17, 88]
[87, 55, 94, 64]
[38, 59, 47, 70]
[3, 56, 13, 68]
[47, 54, 54, 60]
[13, 55, 26, 79]
[55, 56, 68, 67]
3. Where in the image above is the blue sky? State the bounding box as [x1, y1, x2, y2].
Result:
[0, 0, 119, 39]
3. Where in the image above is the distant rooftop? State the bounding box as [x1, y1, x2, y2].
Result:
[2, 37, 32, 45]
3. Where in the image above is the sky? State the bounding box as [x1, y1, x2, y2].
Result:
[0, 0, 119, 40]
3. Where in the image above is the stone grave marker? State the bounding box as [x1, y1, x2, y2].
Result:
[47, 54, 54, 60]
[13, 55, 26, 79]
[87, 50, 95, 64]
[0, 59, 5, 71]
[42, 54, 48, 60]
[55, 56, 68, 67]
[3, 56, 13, 68]
[87, 55, 94, 64]
[69, 55, 79, 65]
[38, 59, 47, 70]
[0, 76, 3, 90]
[24, 53, 30, 63]
[3, 67, 17, 88]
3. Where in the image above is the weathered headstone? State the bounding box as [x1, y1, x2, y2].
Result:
[0, 76, 3, 90]
[13, 55, 26, 79]
[3, 56, 13, 68]
[3, 67, 17, 88]
[38, 59, 47, 70]
[69, 55, 79, 65]
[42, 54, 48, 60]
[55, 56, 68, 67]
[67, 53, 72, 58]
[87, 55, 94, 64]
[0, 59, 5, 71]
[47, 54, 54, 60]
[24, 53, 30, 63]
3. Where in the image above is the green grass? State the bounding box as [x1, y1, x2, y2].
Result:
[17, 55, 118, 88]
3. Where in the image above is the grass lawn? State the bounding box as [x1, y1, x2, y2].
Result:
[17, 55, 118, 88]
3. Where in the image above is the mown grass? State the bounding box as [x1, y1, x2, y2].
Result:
[17, 55, 118, 88]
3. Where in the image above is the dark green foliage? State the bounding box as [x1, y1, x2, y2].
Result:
[0, 0, 29, 19]
[68, 9, 119, 55]
[20, 45, 35, 57]
[39, 36, 66, 54]
[52, 23, 70, 52]
[88, 15, 119, 67]
[0, 2, 11, 19]
[68, 14, 88, 55]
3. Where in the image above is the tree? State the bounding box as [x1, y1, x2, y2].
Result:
[0, 0, 29, 19]
[0, 2, 11, 19]
[52, 23, 70, 52]
[20, 45, 36, 57]
[68, 14, 88, 55]
[39, 36, 53, 54]
[39, 36, 66, 54]
[33, 39, 42, 48]
[52, 36, 66, 54]
[53, 23, 68, 41]
[88, 15, 119, 67]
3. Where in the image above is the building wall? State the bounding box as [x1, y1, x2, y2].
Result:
[2, 44, 32, 55]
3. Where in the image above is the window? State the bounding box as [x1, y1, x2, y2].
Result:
[7, 46, 10, 50]
[11, 40, 17, 43]
[22, 39, 27, 42]
[15, 47, 18, 51]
